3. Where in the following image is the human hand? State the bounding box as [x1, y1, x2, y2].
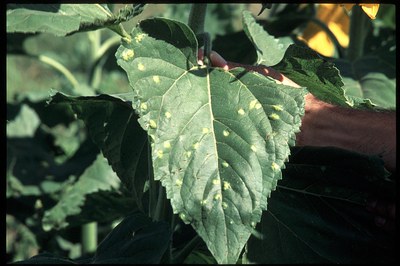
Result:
[197, 49, 300, 88]
[366, 198, 396, 233]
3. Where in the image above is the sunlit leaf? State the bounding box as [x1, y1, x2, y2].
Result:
[116, 17, 305, 264]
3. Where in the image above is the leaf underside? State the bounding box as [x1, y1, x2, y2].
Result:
[116, 18, 305, 264]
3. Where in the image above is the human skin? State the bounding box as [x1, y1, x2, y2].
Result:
[198, 49, 396, 232]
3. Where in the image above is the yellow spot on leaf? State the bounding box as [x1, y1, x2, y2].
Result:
[200, 199, 207, 206]
[269, 113, 280, 120]
[271, 162, 279, 171]
[223, 130, 230, 137]
[202, 127, 209, 134]
[272, 105, 283, 111]
[149, 120, 157, 129]
[249, 99, 258, 110]
[193, 142, 200, 150]
[179, 212, 186, 220]
[121, 49, 134, 61]
[212, 179, 220, 185]
[185, 151, 192, 158]
[157, 150, 163, 159]
[222, 202, 228, 209]
[163, 141, 171, 149]
[153, 75, 160, 83]
[223, 181, 231, 190]
[140, 102, 147, 110]
[214, 193, 222, 201]
[138, 63, 145, 71]
[251, 145, 257, 152]
[255, 103, 262, 109]
[222, 161, 229, 168]
[165, 112, 172, 118]
[238, 108, 245, 115]
[135, 33, 146, 43]
[176, 178, 183, 187]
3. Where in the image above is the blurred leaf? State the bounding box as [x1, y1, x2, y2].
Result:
[6, 215, 39, 263]
[334, 39, 396, 109]
[50, 93, 149, 210]
[243, 147, 395, 263]
[116, 17, 305, 264]
[92, 211, 171, 264]
[242, 10, 292, 66]
[41, 154, 121, 231]
[7, 104, 40, 137]
[6, 4, 144, 36]
[65, 190, 137, 228]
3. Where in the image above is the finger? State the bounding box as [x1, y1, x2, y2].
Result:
[374, 216, 395, 233]
[366, 199, 396, 220]
[209, 51, 229, 70]
[197, 48, 204, 65]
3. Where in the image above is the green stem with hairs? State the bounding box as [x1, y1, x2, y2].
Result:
[188, 4, 208, 35]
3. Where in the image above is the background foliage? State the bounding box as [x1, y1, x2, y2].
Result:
[6, 3, 396, 264]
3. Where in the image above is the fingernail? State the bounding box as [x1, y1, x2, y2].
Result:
[374, 216, 386, 227]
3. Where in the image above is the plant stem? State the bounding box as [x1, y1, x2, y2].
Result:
[36, 54, 79, 92]
[347, 5, 369, 62]
[188, 4, 208, 35]
[81, 222, 97, 255]
[88, 35, 120, 89]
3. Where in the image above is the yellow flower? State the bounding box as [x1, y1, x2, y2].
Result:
[342, 4, 380, 19]
[299, 4, 379, 57]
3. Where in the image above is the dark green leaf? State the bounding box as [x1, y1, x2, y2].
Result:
[50, 93, 149, 210]
[242, 10, 292, 66]
[273, 45, 380, 109]
[244, 147, 395, 263]
[92, 211, 171, 264]
[116, 17, 305, 264]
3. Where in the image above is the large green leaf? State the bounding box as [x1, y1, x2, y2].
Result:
[92, 211, 171, 264]
[243, 147, 395, 263]
[242, 10, 291, 66]
[6, 4, 145, 36]
[50, 93, 149, 209]
[116, 17, 305, 264]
